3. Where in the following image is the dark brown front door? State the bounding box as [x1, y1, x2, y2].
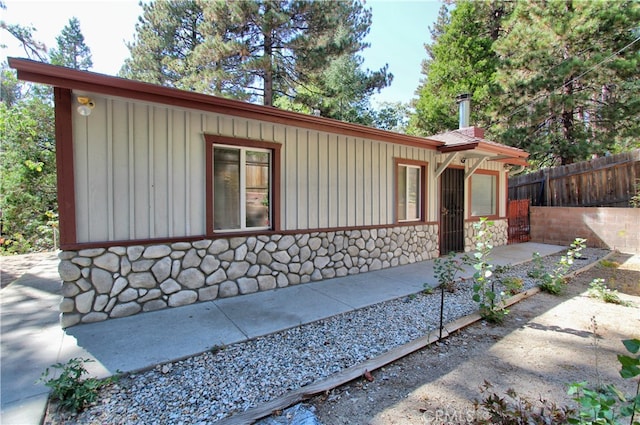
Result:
[440, 168, 465, 254]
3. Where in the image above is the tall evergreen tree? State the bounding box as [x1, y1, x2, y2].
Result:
[49, 17, 93, 70]
[493, 0, 640, 166]
[409, 1, 509, 136]
[121, 0, 389, 108]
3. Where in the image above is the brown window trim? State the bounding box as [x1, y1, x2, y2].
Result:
[204, 134, 281, 236]
[393, 158, 428, 224]
[468, 169, 499, 219]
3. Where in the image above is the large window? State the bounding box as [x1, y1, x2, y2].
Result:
[205, 135, 280, 234]
[470, 171, 498, 217]
[395, 159, 427, 222]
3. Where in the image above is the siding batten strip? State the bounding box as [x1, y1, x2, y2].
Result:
[167, 110, 173, 238]
[148, 106, 155, 238]
[107, 99, 114, 240]
[185, 111, 191, 235]
[128, 102, 136, 238]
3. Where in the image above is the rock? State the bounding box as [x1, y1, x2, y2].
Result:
[209, 239, 229, 254]
[198, 286, 218, 301]
[59, 261, 81, 281]
[160, 279, 181, 294]
[143, 300, 167, 312]
[92, 268, 114, 294]
[128, 272, 156, 289]
[178, 268, 205, 289]
[94, 252, 120, 272]
[200, 255, 220, 274]
[143, 245, 171, 259]
[227, 262, 250, 280]
[110, 302, 142, 318]
[132, 259, 155, 272]
[183, 249, 202, 269]
[118, 288, 138, 302]
[205, 269, 227, 285]
[127, 246, 144, 261]
[235, 244, 248, 261]
[110, 277, 128, 297]
[218, 281, 239, 298]
[152, 257, 172, 282]
[75, 290, 95, 314]
[168, 290, 198, 307]
[237, 278, 258, 294]
[78, 248, 105, 258]
[257, 275, 276, 291]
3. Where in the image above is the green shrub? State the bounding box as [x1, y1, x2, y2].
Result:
[588, 279, 634, 307]
[539, 238, 586, 295]
[40, 358, 113, 413]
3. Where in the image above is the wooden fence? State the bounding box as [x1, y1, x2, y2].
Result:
[507, 199, 531, 244]
[508, 149, 640, 207]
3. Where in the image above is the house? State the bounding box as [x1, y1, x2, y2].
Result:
[8, 58, 528, 327]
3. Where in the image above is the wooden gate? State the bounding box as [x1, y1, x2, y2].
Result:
[507, 199, 531, 244]
[440, 168, 465, 254]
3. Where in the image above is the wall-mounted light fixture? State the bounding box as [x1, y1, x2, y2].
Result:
[76, 96, 95, 116]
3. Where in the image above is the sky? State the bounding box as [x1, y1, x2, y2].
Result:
[1, 0, 442, 105]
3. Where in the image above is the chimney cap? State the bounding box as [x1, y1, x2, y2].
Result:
[456, 93, 471, 103]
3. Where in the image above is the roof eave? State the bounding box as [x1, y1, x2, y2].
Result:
[8, 57, 443, 150]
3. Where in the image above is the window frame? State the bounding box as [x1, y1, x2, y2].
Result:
[204, 135, 281, 235]
[394, 158, 428, 224]
[468, 169, 499, 219]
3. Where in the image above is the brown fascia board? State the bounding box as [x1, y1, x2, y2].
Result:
[437, 140, 529, 166]
[8, 57, 443, 150]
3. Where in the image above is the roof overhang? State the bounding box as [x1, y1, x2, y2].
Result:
[434, 129, 529, 167]
[8, 57, 443, 150]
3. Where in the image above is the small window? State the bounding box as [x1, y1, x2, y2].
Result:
[470, 172, 497, 217]
[395, 159, 426, 222]
[213, 145, 271, 231]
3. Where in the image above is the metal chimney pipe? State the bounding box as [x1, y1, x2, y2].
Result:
[456, 93, 471, 128]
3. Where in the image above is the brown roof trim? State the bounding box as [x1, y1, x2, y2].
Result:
[8, 57, 443, 150]
[438, 142, 479, 153]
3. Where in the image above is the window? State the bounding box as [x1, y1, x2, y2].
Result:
[395, 159, 427, 222]
[470, 172, 498, 217]
[205, 135, 280, 234]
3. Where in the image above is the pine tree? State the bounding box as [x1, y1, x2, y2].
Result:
[49, 17, 93, 70]
[409, 1, 509, 136]
[493, 0, 640, 166]
[121, 0, 387, 108]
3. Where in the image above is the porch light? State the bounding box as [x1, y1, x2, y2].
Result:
[76, 96, 95, 116]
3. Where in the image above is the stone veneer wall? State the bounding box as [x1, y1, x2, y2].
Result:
[463, 218, 508, 251]
[58, 224, 439, 327]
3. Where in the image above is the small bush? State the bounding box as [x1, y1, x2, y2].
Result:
[502, 277, 524, 296]
[40, 358, 113, 413]
[588, 278, 634, 307]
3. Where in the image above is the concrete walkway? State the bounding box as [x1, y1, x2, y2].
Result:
[0, 242, 566, 425]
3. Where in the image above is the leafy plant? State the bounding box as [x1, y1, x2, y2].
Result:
[40, 358, 113, 413]
[527, 252, 546, 279]
[539, 238, 587, 295]
[431, 251, 466, 293]
[502, 276, 524, 296]
[469, 218, 508, 324]
[588, 279, 634, 307]
[568, 338, 640, 425]
[475, 380, 573, 424]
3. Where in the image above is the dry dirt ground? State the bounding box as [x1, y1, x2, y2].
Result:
[310, 252, 640, 425]
[0, 251, 58, 288]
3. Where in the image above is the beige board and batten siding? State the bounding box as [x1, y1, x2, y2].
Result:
[72, 93, 440, 243]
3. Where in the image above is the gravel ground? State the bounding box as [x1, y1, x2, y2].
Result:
[45, 248, 610, 424]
